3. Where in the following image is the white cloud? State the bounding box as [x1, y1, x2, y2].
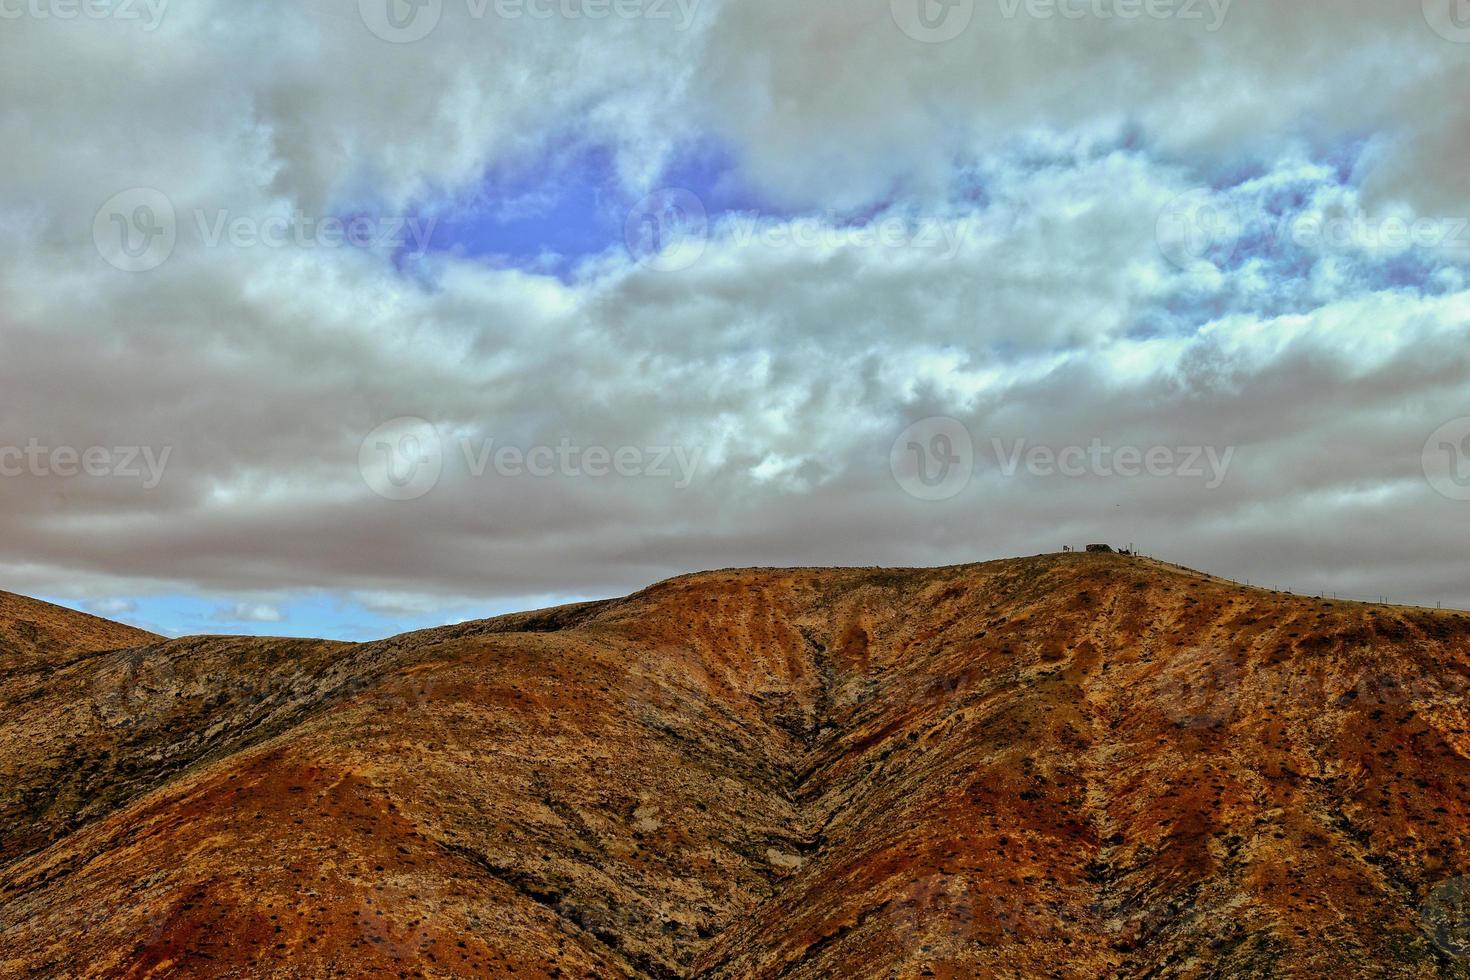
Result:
[86, 598, 138, 616]
[213, 603, 285, 624]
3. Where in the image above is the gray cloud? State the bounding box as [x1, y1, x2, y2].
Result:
[2, 0, 1469, 616]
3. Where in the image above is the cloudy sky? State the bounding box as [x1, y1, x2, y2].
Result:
[3, 0, 1469, 639]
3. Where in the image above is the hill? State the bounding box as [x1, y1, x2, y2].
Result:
[2, 554, 1469, 977]
[0, 590, 158, 672]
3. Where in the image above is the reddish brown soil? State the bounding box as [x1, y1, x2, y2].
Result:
[2, 554, 1469, 977]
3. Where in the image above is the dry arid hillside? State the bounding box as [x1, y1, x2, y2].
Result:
[0, 591, 158, 672]
[2, 554, 1470, 978]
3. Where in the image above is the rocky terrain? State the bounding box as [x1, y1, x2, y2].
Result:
[2, 553, 1469, 977]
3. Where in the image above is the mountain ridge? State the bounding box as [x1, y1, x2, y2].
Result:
[2, 554, 1469, 977]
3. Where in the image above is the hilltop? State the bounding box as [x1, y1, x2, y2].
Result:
[2, 554, 1469, 977]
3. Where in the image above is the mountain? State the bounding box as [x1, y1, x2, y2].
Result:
[0, 590, 158, 672]
[1, 554, 1468, 978]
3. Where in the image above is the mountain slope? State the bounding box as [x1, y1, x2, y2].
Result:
[0, 590, 158, 672]
[2, 555, 1469, 977]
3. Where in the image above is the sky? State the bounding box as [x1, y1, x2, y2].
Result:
[2, 0, 1470, 640]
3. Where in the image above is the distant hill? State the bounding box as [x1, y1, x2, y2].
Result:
[0, 590, 158, 672]
[2, 554, 1469, 977]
